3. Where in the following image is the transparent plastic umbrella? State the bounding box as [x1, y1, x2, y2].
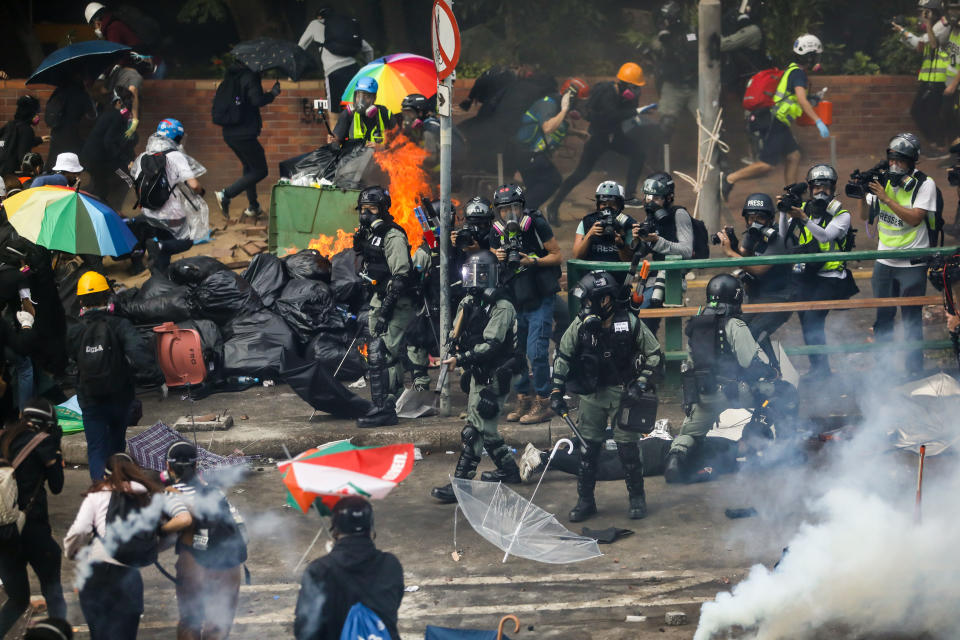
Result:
[451, 440, 602, 564]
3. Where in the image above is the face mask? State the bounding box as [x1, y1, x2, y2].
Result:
[94, 27, 103, 38]
[404, 117, 423, 130]
[359, 210, 378, 227]
[31, 115, 40, 126]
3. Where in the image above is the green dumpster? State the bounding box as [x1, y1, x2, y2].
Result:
[268, 183, 360, 254]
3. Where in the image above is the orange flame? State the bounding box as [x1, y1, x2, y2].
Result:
[289, 132, 434, 257]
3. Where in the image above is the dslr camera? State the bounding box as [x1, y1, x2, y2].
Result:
[710, 226, 738, 250]
[454, 225, 484, 249]
[501, 235, 524, 269]
[777, 183, 807, 213]
[845, 161, 889, 199]
[599, 210, 634, 240]
[635, 216, 658, 238]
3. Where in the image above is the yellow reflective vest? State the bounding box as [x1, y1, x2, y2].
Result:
[772, 63, 804, 125]
[797, 201, 850, 273]
[350, 106, 390, 144]
[876, 179, 929, 248]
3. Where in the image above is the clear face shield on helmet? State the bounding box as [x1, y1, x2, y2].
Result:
[462, 259, 499, 291]
[496, 202, 524, 230]
[355, 90, 375, 110]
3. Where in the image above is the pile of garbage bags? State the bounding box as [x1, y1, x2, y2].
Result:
[113, 250, 371, 414]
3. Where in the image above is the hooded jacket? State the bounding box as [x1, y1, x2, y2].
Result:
[294, 535, 404, 640]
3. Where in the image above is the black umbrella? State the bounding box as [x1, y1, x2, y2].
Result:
[231, 38, 316, 81]
[279, 349, 372, 419]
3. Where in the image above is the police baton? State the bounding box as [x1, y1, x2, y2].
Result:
[559, 412, 588, 451]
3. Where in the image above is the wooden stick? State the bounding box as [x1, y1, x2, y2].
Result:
[915, 444, 926, 524]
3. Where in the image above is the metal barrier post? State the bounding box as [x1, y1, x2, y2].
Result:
[662, 257, 684, 386]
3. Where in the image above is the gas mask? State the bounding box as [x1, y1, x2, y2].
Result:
[886, 158, 917, 190]
[742, 221, 776, 253]
[619, 83, 639, 101]
[353, 92, 378, 118]
[402, 114, 423, 130]
[807, 191, 841, 219]
[643, 198, 670, 220]
[31, 115, 40, 126]
[358, 207, 381, 228]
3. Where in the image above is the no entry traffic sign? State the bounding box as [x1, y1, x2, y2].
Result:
[432, 0, 460, 80]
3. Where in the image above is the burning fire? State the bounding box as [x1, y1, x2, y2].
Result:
[290, 132, 434, 258]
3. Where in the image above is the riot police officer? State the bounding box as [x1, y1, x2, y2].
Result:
[432, 251, 522, 503]
[571, 181, 635, 262]
[353, 186, 419, 427]
[664, 274, 798, 483]
[716, 193, 794, 353]
[491, 184, 564, 425]
[550, 270, 663, 521]
[783, 164, 859, 379]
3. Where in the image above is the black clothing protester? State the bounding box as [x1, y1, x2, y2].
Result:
[294, 535, 404, 640]
[44, 81, 95, 171]
[81, 107, 130, 209]
[221, 65, 276, 208]
[0, 119, 43, 175]
[79, 562, 144, 640]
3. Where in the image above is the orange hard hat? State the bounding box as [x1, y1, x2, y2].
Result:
[560, 77, 590, 99]
[616, 62, 646, 87]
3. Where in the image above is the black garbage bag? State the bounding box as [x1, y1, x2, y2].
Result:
[242, 253, 288, 307]
[283, 249, 331, 282]
[307, 331, 366, 382]
[119, 287, 192, 324]
[274, 279, 345, 339]
[330, 249, 363, 305]
[177, 319, 223, 373]
[190, 271, 264, 326]
[280, 349, 372, 419]
[278, 145, 339, 180]
[138, 273, 181, 298]
[221, 310, 297, 379]
[169, 256, 229, 286]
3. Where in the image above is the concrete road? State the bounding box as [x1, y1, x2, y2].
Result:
[19, 451, 816, 639]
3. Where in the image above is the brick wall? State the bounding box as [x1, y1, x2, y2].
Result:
[0, 74, 921, 207]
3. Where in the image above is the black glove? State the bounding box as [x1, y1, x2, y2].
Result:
[271, 81, 281, 96]
[459, 98, 473, 111]
[352, 229, 364, 254]
[549, 388, 568, 416]
[627, 379, 649, 403]
[373, 316, 388, 336]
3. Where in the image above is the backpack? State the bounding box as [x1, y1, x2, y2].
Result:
[322, 14, 363, 57]
[134, 150, 174, 210]
[913, 170, 945, 247]
[742, 68, 783, 111]
[212, 71, 244, 127]
[76, 317, 127, 398]
[339, 602, 391, 640]
[0, 433, 49, 540]
[187, 485, 248, 569]
[103, 491, 161, 567]
[0, 122, 18, 175]
[690, 217, 710, 260]
[112, 5, 162, 50]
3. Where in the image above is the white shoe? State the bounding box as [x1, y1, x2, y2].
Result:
[519, 443, 544, 482]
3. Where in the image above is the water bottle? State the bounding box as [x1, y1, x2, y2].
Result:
[227, 376, 260, 385]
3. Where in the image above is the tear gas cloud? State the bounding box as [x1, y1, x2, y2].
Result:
[694, 361, 960, 640]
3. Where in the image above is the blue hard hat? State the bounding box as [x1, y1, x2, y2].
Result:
[156, 118, 185, 141]
[356, 77, 378, 94]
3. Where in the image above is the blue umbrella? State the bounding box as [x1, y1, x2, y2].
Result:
[27, 41, 131, 86]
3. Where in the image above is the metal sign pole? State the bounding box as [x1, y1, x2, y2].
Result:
[438, 76, 453, 415]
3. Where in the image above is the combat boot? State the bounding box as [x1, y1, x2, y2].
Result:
[506, 394, 532, 422]
[432, 425, 482, 503]
[617, 442, 647, 519]
[357, 338, 399, 428]
[663, 449, 687, 484]
[480, 440, 522, 483]
[356, 405, 398, 428]
[519, 395, 552, 424]
[568, 441, 603, 522]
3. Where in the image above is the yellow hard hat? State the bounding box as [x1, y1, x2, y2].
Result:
[616, 62, 646, 87]
[77, 270, 109, 296]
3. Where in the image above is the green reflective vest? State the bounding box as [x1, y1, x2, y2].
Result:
[876, 180, 928, 248]
[798, 202, 850, 273]
[918, 40, 949, 83]
[351, 107, 390, 144]
[772, 63, 804, 125]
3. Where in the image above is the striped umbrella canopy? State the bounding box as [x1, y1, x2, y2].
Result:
[341, 53, 436, 114]
[3, 185, 137, 256]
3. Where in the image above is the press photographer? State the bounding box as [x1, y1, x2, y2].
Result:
[855, 132, 938, 376]
[783, 164, 859, 380]
[572, 181, 635, 262]
[716, 192, 794, 351]
[490, 184, 563, 425]
[633, 172, 694, 332]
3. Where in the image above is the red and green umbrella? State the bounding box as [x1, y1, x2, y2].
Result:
[3, 185, 137, 256]
[341, 53, 436, 114]
[278, 440, 415, 513]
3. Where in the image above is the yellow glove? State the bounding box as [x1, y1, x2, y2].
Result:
[124, 118, 139, 139]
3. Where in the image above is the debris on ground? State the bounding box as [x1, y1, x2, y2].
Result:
[665, 611, 687, 626]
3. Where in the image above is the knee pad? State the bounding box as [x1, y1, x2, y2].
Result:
[461, 424, 480, 451]
[476, 387, 500, 420]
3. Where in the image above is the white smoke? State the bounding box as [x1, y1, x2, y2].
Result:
[694, 368, 960, 640]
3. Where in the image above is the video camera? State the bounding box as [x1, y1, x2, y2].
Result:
[777, 182, 807, 213]
[913, 251, 960, 298]
[845, 161, 889, 199]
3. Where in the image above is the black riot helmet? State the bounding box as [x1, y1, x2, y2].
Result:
[493, 183, 525, 220]
[464, 196, 493, 223]
[572, 270, 620, 319]
[659, 0, 685, 29]
[642, 171, 675, 212]
[357, 186, 391, 227]
[462, 250, 501, 298]
[330, 495, 374, 537]
[887, 132, 921, 173]
[705, 274, 744, 315]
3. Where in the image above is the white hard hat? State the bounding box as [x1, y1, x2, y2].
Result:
[793, 33, 823, 56]
[85, 2, 106, 23]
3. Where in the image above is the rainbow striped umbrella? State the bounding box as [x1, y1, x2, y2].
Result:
[3, 185, 137, 256]
[341, 53, 437, 114]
